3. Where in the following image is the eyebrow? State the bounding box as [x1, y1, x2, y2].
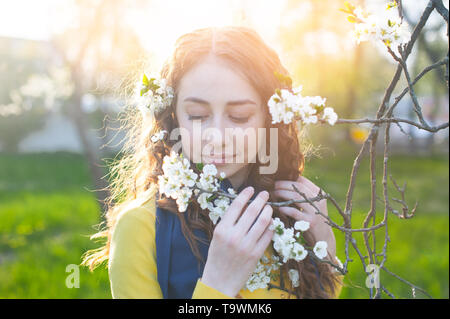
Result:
[183, 97, 257, 106]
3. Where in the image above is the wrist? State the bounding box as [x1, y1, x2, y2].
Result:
[201, 271, 237, 297]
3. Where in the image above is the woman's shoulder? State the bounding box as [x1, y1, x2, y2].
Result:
[108, 189, 161, 298]
[113, 189, 158, 240]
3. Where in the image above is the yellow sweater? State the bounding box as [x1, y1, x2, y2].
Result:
[108, 195, 343, 299]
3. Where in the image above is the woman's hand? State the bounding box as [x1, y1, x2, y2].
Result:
[272, 176, 336, 259]
[201, 186, 274, 297]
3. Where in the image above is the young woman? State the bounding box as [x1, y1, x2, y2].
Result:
[82, 26, 343, 299]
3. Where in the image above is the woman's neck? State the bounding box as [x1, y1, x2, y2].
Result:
[227, 165, 251, 191]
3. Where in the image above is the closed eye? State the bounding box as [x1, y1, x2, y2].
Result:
[188, 115, 208, 121]
[229, 115, 250, 123]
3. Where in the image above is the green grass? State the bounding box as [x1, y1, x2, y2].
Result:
[0, 151, 448, 298]
[0, 152, 110, 298]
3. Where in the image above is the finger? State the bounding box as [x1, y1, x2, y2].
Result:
[235, 191, 269, 233]
[275, 180, 316, 195]
[275, 177, 321, 195]
[273, 188, 313, 201]
[274, 180, 303, 192]
[278, 206, 311, 222]
[297, 176, 322, 194]
[272, 189, 316, 212]
[253, 225, 274, 258]
[245, 204, 273, 244]
[220, 186, 254, 226]
[273, 188, 315, 201]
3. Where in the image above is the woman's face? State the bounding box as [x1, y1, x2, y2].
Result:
[175, 54, 266, 188]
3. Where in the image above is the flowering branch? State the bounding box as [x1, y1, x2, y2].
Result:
[195, 186, 326, 208]
[143, 0, 448, 298]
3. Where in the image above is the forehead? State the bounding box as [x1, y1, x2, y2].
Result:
[176, 55, 261, 104]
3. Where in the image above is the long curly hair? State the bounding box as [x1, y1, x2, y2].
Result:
[82, 26, 341, 299]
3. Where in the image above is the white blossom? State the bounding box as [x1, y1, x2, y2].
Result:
[197, 192, 212, 210]
[292, 242, 308, 261]
[313, 241, 328, 259]
[202, 164, 217, 176]
[298, 104, 318, 125]
[208, 196, 230, 225]
[294, 220, 310, 232]
[151, 130, 167, 143]
[322, 107, 338, 125]
[288, 269, 300, 288]
[269, 217, 284, 232]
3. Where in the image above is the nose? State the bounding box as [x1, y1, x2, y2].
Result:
[202, 115, 231, 154]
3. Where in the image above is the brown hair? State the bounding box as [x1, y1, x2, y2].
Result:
[82, 26, 340, 298]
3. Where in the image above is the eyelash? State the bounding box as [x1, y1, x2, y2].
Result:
[188, 115, 206, 121]
[229, 115, 250, 123]
[188, 115, 249, 123]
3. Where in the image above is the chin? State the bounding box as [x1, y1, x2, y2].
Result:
[217, 163, 248, 180]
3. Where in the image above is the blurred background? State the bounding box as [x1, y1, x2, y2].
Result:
[0, 0, 448, 298]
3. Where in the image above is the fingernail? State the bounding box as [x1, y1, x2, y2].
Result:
[246, 186, 254, 194]
[260, 191, 269, 199]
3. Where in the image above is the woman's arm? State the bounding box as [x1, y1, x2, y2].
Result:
[108, 199, 235, 299]
[108, 202, 163, 298]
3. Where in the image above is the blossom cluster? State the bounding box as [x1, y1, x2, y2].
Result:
[193, 164, 231, 225]
[271, 217, 309, 263]
[271, 217, 328, 261]
[158, 151, 231, 219]
[344, 1, 410, 48]
[243, 217, 311, 292]
[245, 217, 328, 291]
[157, 152, 197, 212]
[246, 255, 282, 292]
[268, 86, 338, 126]
[135, 74, 174, 117]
